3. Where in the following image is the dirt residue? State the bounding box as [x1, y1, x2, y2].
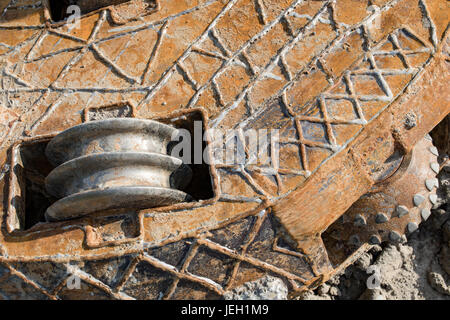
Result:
[299, 164, 450, 300]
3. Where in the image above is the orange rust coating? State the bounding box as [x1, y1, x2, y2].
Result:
[0, 0, 449, 300]
[273, 50, 450, 244]
[392, 52, 450, 153]
[0, 0, 448, 263]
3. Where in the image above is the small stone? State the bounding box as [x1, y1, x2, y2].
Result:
[396, 205, 409, 217]
[429, 193, 438, 205]
[407, 222, 419, 233]
[359, 288, 386, 300]
[421, 208, 431, 221]
[404, 112, 417, 129]
[369, 244, 382, 253]
[297, 291, 316, 300]
[389, 231, 401, 242]
[430, 162, 440, 174]
[375, 213, 389, 224]
[328, 276, 340, 286]
[354, 214, 367, 226]
[371, 292, 386, 300]
[329, 286, 341, 296]
[425, 178, 437, 191]
[317, 284, 330, 295]
[428, 272, 450, 295]
[369, 235, 381, 245]
[429, 146, 439, 156]
[223, 275, 288, 300]
[355, 252, 372, 270]
[413, 194, 425, 206]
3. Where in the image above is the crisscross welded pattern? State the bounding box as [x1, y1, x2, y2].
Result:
[213, 27, 432, 198]
[0, 0, 433, 200]
[0, 211, 318, 299]
[0, 0, 443, 299]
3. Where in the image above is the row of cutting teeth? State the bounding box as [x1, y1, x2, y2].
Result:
[351, 136, 440, 246]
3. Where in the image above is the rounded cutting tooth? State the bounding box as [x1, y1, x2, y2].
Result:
[421, 208, 431, 221]
[430, 163, 440, 174]
[425, 178, 438, 191]
[389, 231, 402, 242]
[375, 213, 389, 224]
[407, 222, 419, 234]
[429, 146, 439, 156]
[369, 235, 381, 245]
[429, 194, 438, 205]
[413, 194, 425, 207]
[396, 205, 409, 217]
[354, 214, 367, 226]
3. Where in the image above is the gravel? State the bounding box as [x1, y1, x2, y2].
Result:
[299, 162, 450, 300]
[224, 275, 289, 300]
[224, 122, 449, 301]
[232, 161, 449, 301]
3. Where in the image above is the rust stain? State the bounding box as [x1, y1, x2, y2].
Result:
[0, 0, 448, 299]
